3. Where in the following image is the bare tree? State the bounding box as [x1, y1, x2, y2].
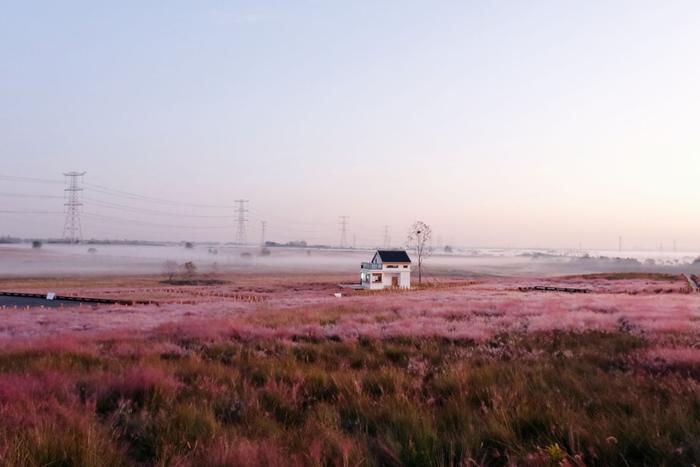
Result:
[407, 221, 432, 284]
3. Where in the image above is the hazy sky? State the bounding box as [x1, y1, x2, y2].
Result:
[2, 1, 699, 249]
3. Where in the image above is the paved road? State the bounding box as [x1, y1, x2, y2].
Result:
[0, 296, 86, 308]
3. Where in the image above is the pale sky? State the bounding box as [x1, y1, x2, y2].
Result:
[1, 1, 699, 249]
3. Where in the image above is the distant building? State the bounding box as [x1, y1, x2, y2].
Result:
[360, 250, 411, 289]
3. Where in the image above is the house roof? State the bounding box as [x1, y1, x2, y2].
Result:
[376, 250, 411, 263]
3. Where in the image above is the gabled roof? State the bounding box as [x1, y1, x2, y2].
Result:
[376, 250, 411, 263]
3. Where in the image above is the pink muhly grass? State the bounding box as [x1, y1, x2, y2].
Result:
[105, 365, 179, 396]
[0, 371, 76, 408]
[90, 365, 180, 414]
[202, 437, 293, 467]
[3, 278, 700, 345]
[646, 346, 700, 365]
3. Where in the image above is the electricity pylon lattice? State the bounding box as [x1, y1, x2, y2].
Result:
[234, 199, 249, 245]
[339, 216, 349, 248]
[62, 171, 86, 243]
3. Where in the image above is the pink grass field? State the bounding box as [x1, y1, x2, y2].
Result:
[0, 272, 699, 465]
[1, 273, 699, 360]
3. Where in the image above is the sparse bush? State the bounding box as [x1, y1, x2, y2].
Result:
[161, 259, 225, 286]
[183, 261, 197, 278]
[31, 240, 42, 249]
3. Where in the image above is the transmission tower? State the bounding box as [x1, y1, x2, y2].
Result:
[383, 225, 390, 248]
[234, 199, 249, 245]
[339, 216, 349, 248]
[260, 220, 267, 246]
[62, 171, 86, 243]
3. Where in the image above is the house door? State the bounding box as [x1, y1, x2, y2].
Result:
[391, 276, 399, 287]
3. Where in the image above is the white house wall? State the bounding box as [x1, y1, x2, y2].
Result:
[400, 270, 410, 288]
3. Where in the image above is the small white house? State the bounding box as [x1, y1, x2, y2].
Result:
[360, 250, 411, 289]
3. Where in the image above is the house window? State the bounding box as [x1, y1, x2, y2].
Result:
[372, 274, 382, 283]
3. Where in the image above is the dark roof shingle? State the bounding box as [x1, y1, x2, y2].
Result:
[376, 250, 411, 263]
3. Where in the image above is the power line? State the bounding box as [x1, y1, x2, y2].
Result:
[247, 208, 336, 225]
[0, 173, 381, 244]
[0, 193, 64, 199]
[0, 210, 63, 214]
[83, 212, 233, 229]
[83, 182, 233, 209]
[63, 172, 86, 243]
[0, 174, 63, 184]
[234, 199, 249, 245]
[339, 216, 349, 248]
[1, 173, 357, 242]
[83, 197, 237, 218]
[0, 173, 228, 208]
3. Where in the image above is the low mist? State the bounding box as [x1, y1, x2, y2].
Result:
[1, 243, 698, 279]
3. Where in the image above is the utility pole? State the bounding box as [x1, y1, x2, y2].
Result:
[339, 216, 349, 248]
[62, 171, 86, 243]
[618, 236, 622, 252]
[352, 234, 356, 249]
[383, 225, 391, 249]
[673, 240, 677, 252]
[234, 199, 249, 245]
[260, 220, 267, 246]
